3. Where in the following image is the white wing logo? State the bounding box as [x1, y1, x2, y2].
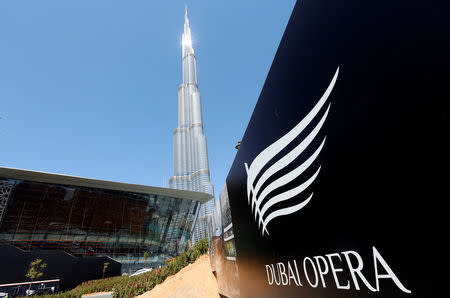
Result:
[244, 67, 339, 236]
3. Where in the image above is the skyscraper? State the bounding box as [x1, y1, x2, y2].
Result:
[169, 7, 214, 244]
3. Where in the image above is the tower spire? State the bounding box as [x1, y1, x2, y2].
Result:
[182, 5, 193, 57]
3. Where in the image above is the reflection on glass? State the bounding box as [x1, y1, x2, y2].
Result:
[208, 183, 239, 297]
[0, 179, 198, 273]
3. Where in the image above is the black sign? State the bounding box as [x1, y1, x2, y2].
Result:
[211, 0, 449, 297]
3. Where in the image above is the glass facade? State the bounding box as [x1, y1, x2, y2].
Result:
[208, 183, 239, 297]
[0, 178, 199, 273]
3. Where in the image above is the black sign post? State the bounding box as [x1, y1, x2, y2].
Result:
[211, 1, 449, 297]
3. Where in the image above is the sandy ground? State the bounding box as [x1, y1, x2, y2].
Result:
[137, 254, 220, 298]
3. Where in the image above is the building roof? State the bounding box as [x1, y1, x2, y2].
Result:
[0, 167, 212, 203]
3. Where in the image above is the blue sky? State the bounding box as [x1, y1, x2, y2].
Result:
[0, 1, 295, 199]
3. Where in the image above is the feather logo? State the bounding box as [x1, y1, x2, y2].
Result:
[244, 67, 339, 236]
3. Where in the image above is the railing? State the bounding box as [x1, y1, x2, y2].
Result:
[0, 279, 60, 297]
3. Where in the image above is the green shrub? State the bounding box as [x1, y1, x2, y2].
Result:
[41, 238, 209, 298]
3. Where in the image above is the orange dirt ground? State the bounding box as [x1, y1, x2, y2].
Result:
[137, 254, 220, 298]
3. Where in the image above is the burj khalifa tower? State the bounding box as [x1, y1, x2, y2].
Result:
[169, 7, 214, 244]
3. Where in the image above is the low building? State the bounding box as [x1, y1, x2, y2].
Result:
[0, 167, 211, 290]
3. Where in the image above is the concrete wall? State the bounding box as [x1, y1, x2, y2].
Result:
[0, 244, 121, 291]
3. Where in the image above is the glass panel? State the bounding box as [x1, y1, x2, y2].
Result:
[0, 178, 198, 273]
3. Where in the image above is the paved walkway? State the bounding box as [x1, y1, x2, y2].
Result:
[82, 291, 113, 298]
